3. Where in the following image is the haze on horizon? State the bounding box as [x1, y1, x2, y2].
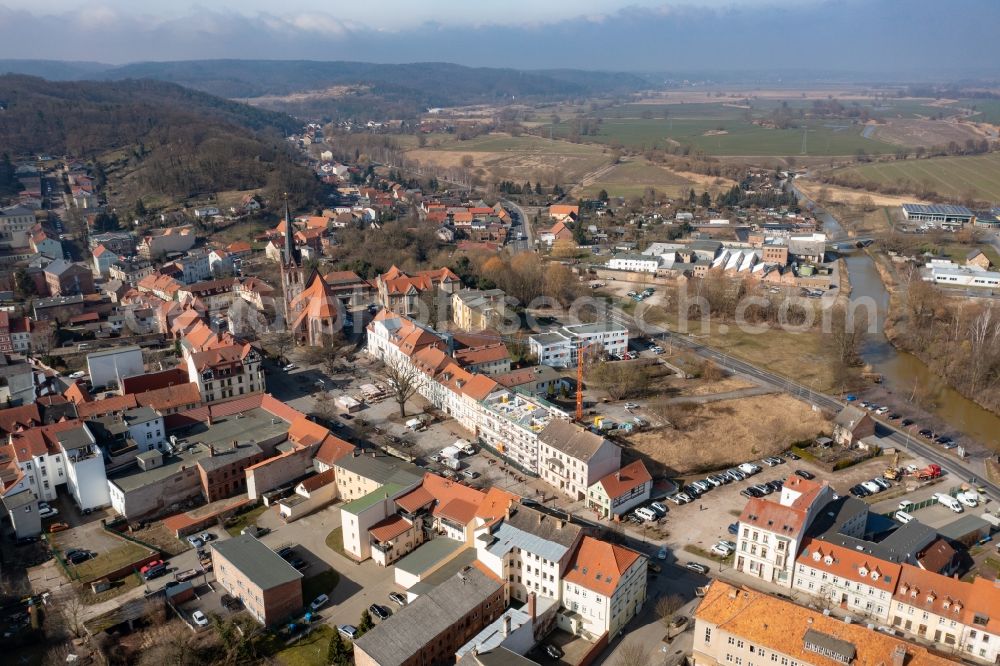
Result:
[0, 0, 997, 76]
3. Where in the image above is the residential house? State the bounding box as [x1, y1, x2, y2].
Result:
[587, 460, 652, 519]
[494, 366, 570, 399]
[735, 474, 835, 587]
[537, 420, 621, 501]
[452, 289, 507, 332]
[538, 220, 574, 247]
[92, 244, 119, 277]
[558, 536, 646, 638]
[44, 260, 95, 296]
[86, 346, 144, 389]
[832, 405, 876, 448]
[29, 225, 62, 259]
[0, 205, 35, 248]
[528, 323, 629, 368]
[185, 343, 264, 404]
[374, 265, 461, 316]
[138, 226, 196, 259]
[607, 254, 661, 273]
[453, 343, 511, 377]
[212, 535, 303, 626]
[693, 581, 958, 666]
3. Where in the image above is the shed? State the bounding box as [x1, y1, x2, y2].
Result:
[938, 514, 991, 548]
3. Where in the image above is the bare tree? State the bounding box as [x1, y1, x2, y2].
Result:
[60, 593, 87, 639]
[614, 642, 651, 666]
[656, 593, 685, 630]
[379, 356, 421, 417]
[263, 332, 293, 363]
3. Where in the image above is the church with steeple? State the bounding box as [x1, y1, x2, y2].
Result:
[279, 197, 307, 329]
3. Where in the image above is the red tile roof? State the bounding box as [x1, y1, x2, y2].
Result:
[564, 536, 643, 597]
[797, 538, 900, 593]
[300, 469, 336, 492]
[595, 460, 651, 499]
[121, 368, 191, 395]
[370, 514, 415, 543]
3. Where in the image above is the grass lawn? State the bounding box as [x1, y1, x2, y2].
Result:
[70, 541, 151, 583]
[225, 503, 270, 537]
[79, 575, 142, 604]
[302, 569, 340, 604]
[650, 308, 843, 394]
[833, 153, 1000, 203]
[324, 527, 348, 559]
[276, 624, 336, 666]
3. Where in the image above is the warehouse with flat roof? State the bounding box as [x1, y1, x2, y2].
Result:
[902, 203, 975, 226]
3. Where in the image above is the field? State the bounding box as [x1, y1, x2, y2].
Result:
[548, 112, 897, 156]
[577, 159, 695, 198]
[406, 133, 612, 185]
[961, 99, 1000, 125]
[628, 394, 829, 474]
[868, 119, 982, 149]
[832, 152, 1000, 202]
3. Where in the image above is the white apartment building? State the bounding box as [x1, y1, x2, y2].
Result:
[537, 420, 620, 501]
[735, 475, 834, 588]
[476, 505, 584, 605]
[185, 343, 264, 404]
[792, 538, 900, 623]
[606, 253, 660, 273]
[890, 565, 1000, 663]
[559, 536, 646, 639]
[528, 323, 629, 369]
[478, 391, 569, 474]
[0, 205, 35, 248]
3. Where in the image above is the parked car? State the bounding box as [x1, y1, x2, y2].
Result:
[192, 610, 209, 627]
[186, 535, 204, 549]
[918, 429, 934, 438]
[38, 506, 59, 519]
[901, 418, 914, 426]
[647, 561, 662, 574]
[657, 547, 667, 560]
[369, 604, 389, 620]
[143, 564, 168, 580]
[728, 522, 740, 535]
[898, 500, 915, 511]
[140, 559, 165, 574]
[685, 562, 709, 574]
[545, 644, 564, 659]
[199, 532, 213, 543]
[388, 592, 407, 606]
[282, 364, 297, 372]
[794, 469, 815, 480]
[289, 557, 308, 570]
[711, 542, 734, 557]
[875, 406, 889, 415]
[786, 451, 800, 460]
[888, 413, 901, 421]
[174, 569, 199, 582]
[624, 402, 639, 410]
[862, 481, 882, 494]
[276, 546, 295, 560]
[338, 625, 358, 639]
[68, 550, 93, 565]
[650, 502, 668, 516]
[873, 477, 892, 490]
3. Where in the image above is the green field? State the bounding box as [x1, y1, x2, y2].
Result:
[548, 110, 897, 156]
[961, 99, 1000, 124]
[426, 134, 605, 155]
[834, 153, 1000, 202]
[579, 159, 697, 198]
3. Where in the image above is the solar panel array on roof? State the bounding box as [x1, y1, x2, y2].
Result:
[902, 203, 973, 216]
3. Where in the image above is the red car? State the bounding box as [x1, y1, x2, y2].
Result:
[140, 559, 165, 574]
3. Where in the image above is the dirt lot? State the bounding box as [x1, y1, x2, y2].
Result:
[796, 179, 925, 207]
[627, 394, 830, 474]
[872, 118, 985, 148]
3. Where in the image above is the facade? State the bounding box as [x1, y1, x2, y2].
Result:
[792, 538, 900, 622]
[537, 420, 621, 501]
[212, 535, 303, 626]
[139, 226, 196, 258]
[607, 254, 660, 273]
[287, 271, 344, 346]
[528, 323, 629, 368]
[926, 260, 1000, 288]
[185, 343, 264, 404]
[832, 405, 876, 447]
[903, 203, 975, 226]
[559, 536, 646, 638]
[476, 505, 585, 604]
[92, 245, 119, 277]
[0, 205, 35, 248]
[196, 442, 264, 502]
[693, 581, 957, 666]
[44, 260, 95, 296]
[374, 265, 461, 316]
[735, 475, 834, 587]
[453, 343, 511, 377]
[452, 289, 507, 331]
[587, 460, 652, 519]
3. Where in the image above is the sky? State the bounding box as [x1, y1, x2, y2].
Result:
[0, 0, 997, 75]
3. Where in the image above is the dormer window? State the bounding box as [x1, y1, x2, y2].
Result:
[953, 604, 962, 614]
[943, 600, 951, 609]
[911, 589, 919, 598]
[824, 556, 833, 566]
[900, 585, 909, 595]
[812, 551, 821, 562]
[927, 593, 936, 604]
[870, 571, 879, 581]
[858, 567, 868, 577]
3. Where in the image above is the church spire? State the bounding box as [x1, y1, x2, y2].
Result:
[283, 192, 293, 265]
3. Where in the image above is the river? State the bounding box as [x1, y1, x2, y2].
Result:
[813, 204, 1000, 449]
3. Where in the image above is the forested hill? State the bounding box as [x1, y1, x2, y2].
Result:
[98, 60, 651, 101]
[0, 75, 315, 207]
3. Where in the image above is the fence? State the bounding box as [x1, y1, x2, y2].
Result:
[881, 485, 967, 518]
[102, 518, 165, 556]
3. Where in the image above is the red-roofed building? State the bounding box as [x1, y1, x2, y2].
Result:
[374, 265, 460, 316]
[587, 460, 652, 519]
[735, 474, 834, 587]
[288, 271, 343, 346]
[560, 536, 646, 636]
[185, 343, 264, 404]
[121, 368, 190, 395]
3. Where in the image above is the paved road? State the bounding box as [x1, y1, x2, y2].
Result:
[608, 305, 1000, 501]
[500, 198, 532, 253]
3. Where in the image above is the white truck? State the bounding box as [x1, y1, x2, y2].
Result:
[934, 493, 963, 513]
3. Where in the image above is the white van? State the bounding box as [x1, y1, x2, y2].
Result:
[893, 511, 915, 524]
[934, 493, 963, 513]
[635, 507, 658, 522]
[957, 492, 979, 508]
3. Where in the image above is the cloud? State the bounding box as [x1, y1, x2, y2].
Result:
[0, 0, 995, 76]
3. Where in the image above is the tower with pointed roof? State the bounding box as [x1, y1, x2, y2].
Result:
[279, 195, 306, 331]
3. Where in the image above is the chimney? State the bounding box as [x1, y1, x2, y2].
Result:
[501, 614, 511, 638]
[537, 513, 544, 526]
[891, 646, 907, 666]
[206, 411, 213, 426]
[557, 519, 565, 530]
[528, 592, 536, 625]
[209, 444, 216, 457]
